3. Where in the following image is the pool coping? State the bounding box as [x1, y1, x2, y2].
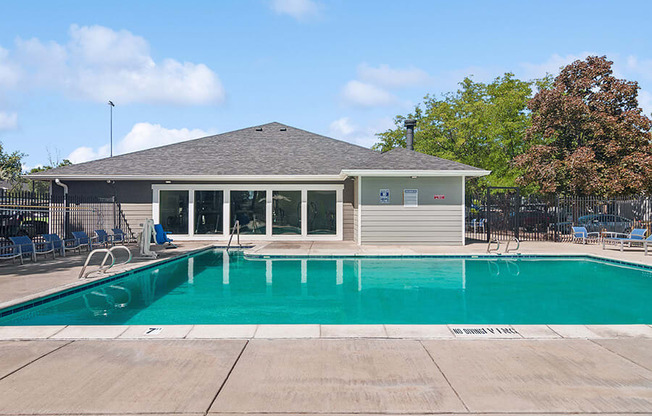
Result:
[2, 324, 652, 341]
[1, 247, 652, 337]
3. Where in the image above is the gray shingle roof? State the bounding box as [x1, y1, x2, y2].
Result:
[29, 122, 484, 178]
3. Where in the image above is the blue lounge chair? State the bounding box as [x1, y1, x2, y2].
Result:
[43, 234, 82, 257]
[603, 233, 652, 255]
[111, 228, 128, 244]
[572, 226, 599, 244]
[153, 224, 176, 248]
[94, 229, 114, 247]
[0, 242, 23, 265]
[9, 235, 55, 262]
[72, 231, 104, 252]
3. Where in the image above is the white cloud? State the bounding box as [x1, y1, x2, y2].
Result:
[638, 90, 652, 116]
[0, 111, 17, 130]
[270, 0, 321, 21]
[625, 55, 652, 82]
[68, 145, 110, 164]
[341, 80, 395, 107]
[0, 46, 21, 88]
[67, 122, 212, 163]
[329, 116, 394, 148]
[4, 25, 225, 105]
[518, 52, 595, 81]
[357, 63, 431, 88]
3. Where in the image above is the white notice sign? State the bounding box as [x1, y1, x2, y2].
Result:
[379, 189, 390, 204]
[403, 189, 418, 207]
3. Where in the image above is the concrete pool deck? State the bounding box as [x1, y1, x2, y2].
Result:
[1, 240, 652, 414]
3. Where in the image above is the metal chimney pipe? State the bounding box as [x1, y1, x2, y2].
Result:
[404, 119, 416, 151]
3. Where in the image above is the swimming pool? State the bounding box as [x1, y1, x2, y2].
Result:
[1, 249, 651, 325]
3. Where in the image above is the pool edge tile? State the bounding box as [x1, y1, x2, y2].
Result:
[320, 325, 387, 338]
[384, 325, 454, 339]
[0, 325, 67, 340]
[187, 324, 258, 339]
[254, 324, 320, 339]
[50, 325, 130, 339]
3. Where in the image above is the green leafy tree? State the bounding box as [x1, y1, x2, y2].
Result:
[0, 141, 25, 189]
[515, 56, 652, 196]
[374, 73, 539, 189]
[27, 159, 73, 193]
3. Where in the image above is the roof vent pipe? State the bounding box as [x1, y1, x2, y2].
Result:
[404, 119, 416, 151]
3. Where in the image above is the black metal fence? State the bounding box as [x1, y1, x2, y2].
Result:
[0, 189, 134, 246]
[466, 188, 652, 242]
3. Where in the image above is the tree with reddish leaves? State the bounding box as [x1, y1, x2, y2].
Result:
[515, 56, 652, 196]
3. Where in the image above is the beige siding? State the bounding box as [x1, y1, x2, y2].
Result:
[343, 202, 354, 241]
[360, 205, 463, 245]
[119, 203, 152, 234]
[353, 206, 359, 243]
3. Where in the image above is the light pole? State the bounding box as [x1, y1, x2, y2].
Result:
[108, 100, 115, 157]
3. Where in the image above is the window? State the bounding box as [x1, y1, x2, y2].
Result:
[403, 189, 418, 207]
[230, 191, 266, 234]
[307, 190, 336, 235]
[194, 191, 223, 234]
[159, 190, 189, 234]
[272, 191, 301, 235]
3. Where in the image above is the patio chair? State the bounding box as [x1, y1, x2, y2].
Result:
[94, 229, 114, 247]
[43, 233, 82, 257]
[0, 242, 23, 265]
[571, 226, 599, 244]
[71, 231, 104, 252]
[153, 224, 177, 249]
[9, 235, 55, 262]
[111, 228, 133, 244]
[603, 233, 652, 255]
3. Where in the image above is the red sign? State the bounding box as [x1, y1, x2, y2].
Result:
[433, 194, 446, 200]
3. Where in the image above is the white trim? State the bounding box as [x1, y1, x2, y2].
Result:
[28, 174, 345, 181]
[341, 169, 490, 177]
[357, 176, 362, 244]
[151, 183, 344, 241]
[461, 175, 466, 246]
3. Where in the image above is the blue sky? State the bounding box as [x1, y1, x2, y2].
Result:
[1, 0, 651, 169]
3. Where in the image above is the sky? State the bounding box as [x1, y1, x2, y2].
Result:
[0, 0, 651, 169]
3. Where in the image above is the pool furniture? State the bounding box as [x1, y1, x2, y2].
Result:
[111, 228, 131, 244]
[72, 231, 104, 252]
[603, 233, 652, 254]
[154, 224, 177, 248]
[572, 226, 599, 244]
[94, 229, 114, 247]
[8, 235, 55, 262]
[0, 243, 23, 264]
[43, 234, 82, 257]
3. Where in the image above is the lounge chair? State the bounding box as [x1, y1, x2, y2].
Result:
[94, 229, 114, 247]
[72, 231, 104, 252]
[43, 233, 82, 257]
[0, 242, 23, 265]
[609, 228, 647, 240]
[111, 228, 132, 244]
[603, 234, 652, 255]
[153, 224, 177, 248]
[9, 235, 55, 262]
[571, 226, 599, 244]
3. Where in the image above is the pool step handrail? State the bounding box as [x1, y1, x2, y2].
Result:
[79, 245, 133, 279]
[226, 220, 241, 252]
[486, 239, 500, 254]
[505, 237, 520, 254]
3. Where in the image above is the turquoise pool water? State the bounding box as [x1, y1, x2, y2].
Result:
[2, 250, 652, 325]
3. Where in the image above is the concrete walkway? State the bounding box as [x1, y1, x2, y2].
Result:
[0, 337, 651, 414]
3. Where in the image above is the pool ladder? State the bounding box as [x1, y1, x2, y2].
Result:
[226, 220, 241, 252]
[486, 237, 520, 254]
[79, 246, 132, 279]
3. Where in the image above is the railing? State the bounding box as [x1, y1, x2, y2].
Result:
[226, 220, 240, 252]
[79, 245, 132, 279]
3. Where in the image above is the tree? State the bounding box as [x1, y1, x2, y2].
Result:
[515, 56, 652, 196]
[28, 159, 72, 193]
[0, 141, 25, 188]
[374, 73, 538, 189]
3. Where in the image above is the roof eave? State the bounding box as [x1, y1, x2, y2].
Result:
[23, 174, 346, 182]
[340, 169, 491, 177]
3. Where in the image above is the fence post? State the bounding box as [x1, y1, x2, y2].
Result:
[485, 187, 491, 242]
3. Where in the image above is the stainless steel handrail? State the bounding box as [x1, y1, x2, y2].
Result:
[226, 220, 241, 252]
[505, 237, 520, 253]
[79, 245, 133, 279]
[486, 239, 500, 254]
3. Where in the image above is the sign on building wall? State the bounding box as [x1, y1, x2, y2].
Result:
[403, 189, 418, 207]
[433, 194, 446, 200]
[379, 189, 390, 204]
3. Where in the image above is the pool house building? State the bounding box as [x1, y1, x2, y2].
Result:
[29, 122, 489, 245]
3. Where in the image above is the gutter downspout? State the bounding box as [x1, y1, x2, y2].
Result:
[54, 179, 69, 238]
